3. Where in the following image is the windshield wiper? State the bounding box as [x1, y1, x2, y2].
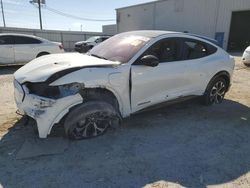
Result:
[89, 53, 107, 60]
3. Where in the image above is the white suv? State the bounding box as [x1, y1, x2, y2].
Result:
[13, 31, 235, 139]
[0, 33, 64, 65]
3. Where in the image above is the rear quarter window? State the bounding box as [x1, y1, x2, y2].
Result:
[181, 38, 217, 60]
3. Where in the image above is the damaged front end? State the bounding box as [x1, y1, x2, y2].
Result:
[14, 80, 83, 138]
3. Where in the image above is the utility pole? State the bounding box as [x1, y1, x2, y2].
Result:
[38, 0, 42, 30]
[0, 0, 6, 27]
[30, 0, 45, 30]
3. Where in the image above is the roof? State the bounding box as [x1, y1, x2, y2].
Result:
[117, 30, 220, 47]
[120, 30, 180, 38]
[0, 33, 47, 41]
[116, 0, 166, 10]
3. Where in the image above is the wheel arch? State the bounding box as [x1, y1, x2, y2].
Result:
[36, 51, 50, 58]
[49, 87, 123, 137]
[208, 71, 231, 91]
[80, 87, 122, 116]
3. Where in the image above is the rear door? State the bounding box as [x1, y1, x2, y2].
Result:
[0, 35, 14, 64]
[13, 36, 42, 63]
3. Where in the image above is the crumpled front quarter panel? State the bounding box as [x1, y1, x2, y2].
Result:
[50, 64, 131, 117]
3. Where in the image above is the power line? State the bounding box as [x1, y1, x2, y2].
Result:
[45, 5, 115, 22]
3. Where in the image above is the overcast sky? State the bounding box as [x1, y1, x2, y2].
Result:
[0, 0, 154, 31]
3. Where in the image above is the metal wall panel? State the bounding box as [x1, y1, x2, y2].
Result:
[117, 3, 155, 32]
[117, 0, 250, 49]
[216, 0, 250, 48]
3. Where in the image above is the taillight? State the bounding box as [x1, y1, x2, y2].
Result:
[59, 44, 64, 50]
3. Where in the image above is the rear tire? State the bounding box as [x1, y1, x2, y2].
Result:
[64, 101, 120, 140]
[203, 77, 227, 105]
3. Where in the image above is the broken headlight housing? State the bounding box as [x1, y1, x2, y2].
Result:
[25, 82, 83, 99]
[58, 82, 83, 97]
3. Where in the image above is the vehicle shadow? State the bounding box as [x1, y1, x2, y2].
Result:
[0, 65, 23, 75]
[0, 99, 250, 188]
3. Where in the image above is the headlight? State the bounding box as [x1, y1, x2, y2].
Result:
[25, 82, 83, 99]
[25, 82, 60, 98]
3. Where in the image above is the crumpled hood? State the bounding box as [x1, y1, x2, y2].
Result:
[14, 53, 120, 84]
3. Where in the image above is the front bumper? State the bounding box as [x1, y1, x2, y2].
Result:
[14, 81, 83, 138]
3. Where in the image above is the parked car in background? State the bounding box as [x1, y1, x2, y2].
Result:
[14, 30, 234, 140]
[0, 33, 64, 65]
[74, 36, 110, 53]
[242, 46, 250, 66]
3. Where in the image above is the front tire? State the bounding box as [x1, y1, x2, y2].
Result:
[243, 63, 250, 67]
[203, 77, 227, 105]
[64, 101, 120, 140]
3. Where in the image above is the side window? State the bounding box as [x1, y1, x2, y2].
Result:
[143, 38, 181, 63]
[0, 36, 14, 45]
[14, 36, 41, 44]
[102, 37, 109, 42]
[95, 38, 101, 43]
[182, 38, 217, 60]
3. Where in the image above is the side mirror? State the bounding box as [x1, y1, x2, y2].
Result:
[140, 55, 159, 67]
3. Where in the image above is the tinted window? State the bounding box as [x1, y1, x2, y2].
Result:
[143, 38, 181, 63]
[101, 37, 109, 42]
[95, 38, 101, 43]
[182, 38, 217, 60]
[0, 36, 14, 45]
[14, 36, 42, 44]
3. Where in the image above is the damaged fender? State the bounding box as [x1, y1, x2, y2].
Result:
[16, 92, 83, 138]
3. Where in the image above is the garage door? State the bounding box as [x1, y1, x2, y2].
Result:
[228, 10, 250, 52]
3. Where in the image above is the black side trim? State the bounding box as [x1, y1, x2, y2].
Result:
[129, 67, 132, 111]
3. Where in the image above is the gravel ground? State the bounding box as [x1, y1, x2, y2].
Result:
[0, 57, 250, 188]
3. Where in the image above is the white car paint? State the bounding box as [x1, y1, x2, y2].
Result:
[242, 46, 250, 65]
[14, 52, 121, 83]
[13, 31, 235, 138]
[0, 43, 14, 64]
[0, 33, 64, 65]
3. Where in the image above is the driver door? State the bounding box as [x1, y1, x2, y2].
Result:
[131, 38, 190, 112]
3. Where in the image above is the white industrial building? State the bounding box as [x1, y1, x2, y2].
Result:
[116, 0, 250, 51]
